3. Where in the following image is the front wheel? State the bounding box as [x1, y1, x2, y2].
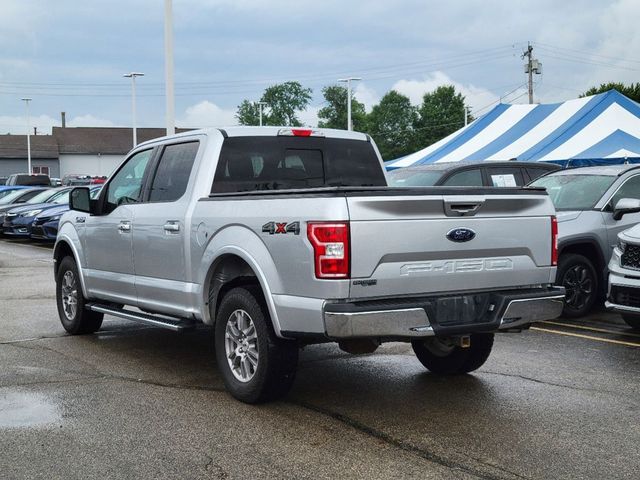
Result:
[411, 333, 494, 375]
[622, 314, 640, 330]
[214, 286, 298, 404]
[56, 256, 103, 334]
[556, 253, 598, 318]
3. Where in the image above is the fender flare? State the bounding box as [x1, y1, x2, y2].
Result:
[54, 222, 89, 299]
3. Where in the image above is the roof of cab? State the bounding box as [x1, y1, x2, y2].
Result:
[136, 126, 369, 148]
[547, 164, 640, 177]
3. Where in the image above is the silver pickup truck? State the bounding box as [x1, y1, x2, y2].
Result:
[54, 127, 564, 403]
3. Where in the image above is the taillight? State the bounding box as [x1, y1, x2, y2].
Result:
[551, 216, 558, 266]
[307, 222, 350, 279]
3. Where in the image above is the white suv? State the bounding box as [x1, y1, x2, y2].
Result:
[606, 222, 640, 330]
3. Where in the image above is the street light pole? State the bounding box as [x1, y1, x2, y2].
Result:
[256, 101, 268, 126]
[164, 0, 175, 135]
[337, 77, 361, 131]
[21, 98, 32, 173]
[123, 72, 144, 147]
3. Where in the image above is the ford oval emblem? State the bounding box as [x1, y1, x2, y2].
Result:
[446, 228, 476, 243]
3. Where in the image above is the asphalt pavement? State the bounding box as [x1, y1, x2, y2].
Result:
[0, 239, 639, 479]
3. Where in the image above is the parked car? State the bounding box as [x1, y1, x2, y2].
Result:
[387, 161, 560, 187]
[2, 187, 72, 237]
[50, 177, 62, 186]
[530, 164, 640, 317]
[31, 186, 102, 241]
[0, 185, 29, 200]
[5, 173, 51, 186]
[606, 223, 640, 330]
[0, 187, 50, 221]
[54, 127, 563, 404]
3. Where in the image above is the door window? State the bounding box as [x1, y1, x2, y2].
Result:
[104, 149, 153, 214]
[442, 168, 483, 186]
[148, 142, 199, 202]
[609, 175, 640, 210]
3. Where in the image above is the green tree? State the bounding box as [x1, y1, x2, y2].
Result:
[415, 85, 470, 150]
[581, 82, 640, 103]
[317, 85, 367, 131]
[367, 90, 418, 160]
[236, 81, 313, 126]
[235, 100, 260, 126]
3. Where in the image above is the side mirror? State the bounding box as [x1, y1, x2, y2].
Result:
[69, 187, 92, 214]
[613, 198, 640, 221]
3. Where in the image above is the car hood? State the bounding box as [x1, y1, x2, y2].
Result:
[621, 223, 640, 241]
[555, 210, 583, 223]
[35, 205, 69, 219]
[5, 202, 66, 216]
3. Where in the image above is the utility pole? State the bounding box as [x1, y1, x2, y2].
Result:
[164, 0, 175, 135]
[124, 72, 144, 147]
[256, 101, 268, 126]
[522, 42, 542, 104]
[21, 98, 32, 174]
[338, 77, 361, 131]
[463, 103, 468, 127]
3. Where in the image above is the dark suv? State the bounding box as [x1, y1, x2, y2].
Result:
[387, 161, 560, 187]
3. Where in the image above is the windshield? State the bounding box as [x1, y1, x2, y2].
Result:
[531, 174, 616, 210]
[387, 169, 443, 187]
[50, 190, 71, 204]
[0, 189, 26, 204]
[27, 188, 60, 204]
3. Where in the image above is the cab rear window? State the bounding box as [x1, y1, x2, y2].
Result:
[211, 137, 386, 193]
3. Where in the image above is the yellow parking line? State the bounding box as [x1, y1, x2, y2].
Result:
[531, 327, 640, 348]
[540, 320, 640, 338]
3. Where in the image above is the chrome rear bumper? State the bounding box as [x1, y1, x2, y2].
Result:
[323, 287, 565, 339]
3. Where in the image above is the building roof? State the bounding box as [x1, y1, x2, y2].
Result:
[0, 135, 59, 159]
[53, 127, 190, 155]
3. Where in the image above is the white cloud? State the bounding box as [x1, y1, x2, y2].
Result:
[178, 100, 237, 128]
[299, 106, 320, 127]
[354, 83, 380, 112]
[0, 114, 59, 135]
[391, 71, 500, 115]
[67, 115, 115, 128]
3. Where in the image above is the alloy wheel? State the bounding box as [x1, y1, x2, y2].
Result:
[224, 309, 259, 382]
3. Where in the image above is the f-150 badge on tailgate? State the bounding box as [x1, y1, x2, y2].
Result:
[446, 227, 476, 242]
[262, 221, 300, 235]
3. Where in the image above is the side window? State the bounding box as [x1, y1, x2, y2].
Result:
[609, 175, 640, 209]
[443, 168, 483, 187]
[104, 149, 153, 214]
[149, 142, 199, 202]
[487, 167, 523, 187]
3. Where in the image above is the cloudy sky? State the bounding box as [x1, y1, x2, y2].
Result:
[1, 0, 639, 134]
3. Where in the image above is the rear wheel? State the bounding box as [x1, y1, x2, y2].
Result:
[557, 253, 598, 318]
[56, 256, 103, 334]
[622, 314, 640, 330]
[411, 333, 494, 375]
[214, 286, 298, 403]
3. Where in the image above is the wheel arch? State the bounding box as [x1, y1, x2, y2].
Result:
[557, 238, 606, 285]
[53, 228, 89, 299]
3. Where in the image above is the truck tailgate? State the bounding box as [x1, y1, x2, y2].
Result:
[347, 188, 555, 299]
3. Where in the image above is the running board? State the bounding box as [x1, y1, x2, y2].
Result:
[88, 304, 196, 332]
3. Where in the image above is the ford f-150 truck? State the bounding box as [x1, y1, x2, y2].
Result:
[54, 127, 564, 403]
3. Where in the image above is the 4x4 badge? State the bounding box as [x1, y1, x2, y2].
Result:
[262, 221, 300, 235]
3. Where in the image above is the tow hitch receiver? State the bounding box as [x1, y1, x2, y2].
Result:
[456, 336, 471, 348]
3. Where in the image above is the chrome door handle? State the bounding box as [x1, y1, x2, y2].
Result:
[118, 221, 131, 233]
[164, 221, 180, 233]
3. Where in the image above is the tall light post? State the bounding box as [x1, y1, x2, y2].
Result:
[337, 77, 361, 131]
[164, 0, 175, 135]
[21, 98, 32, 173]
[123, 72, 144, 147]
[256, 101, 268, 126]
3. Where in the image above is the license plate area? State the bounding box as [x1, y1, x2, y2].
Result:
[424, 293, 501, 332]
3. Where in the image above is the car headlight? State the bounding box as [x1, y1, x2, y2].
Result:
[21, 209, 43, 217]
[48, 215, 61, 222]
[618, 239, 627, 254]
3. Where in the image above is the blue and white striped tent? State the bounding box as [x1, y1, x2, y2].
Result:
[386, 90, 640, 170]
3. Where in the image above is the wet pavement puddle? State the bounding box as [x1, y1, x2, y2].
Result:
[0, 391, 61, 428]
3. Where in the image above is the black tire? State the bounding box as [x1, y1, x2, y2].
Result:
[214, 286, 298, 404]
[622, 314, 640, 330]
[411, 333, 494, 375]
[56, 256, 103, 335]
[556, 253, 598, 318]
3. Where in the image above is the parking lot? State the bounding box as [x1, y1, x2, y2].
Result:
[1, 238, 639, 479]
